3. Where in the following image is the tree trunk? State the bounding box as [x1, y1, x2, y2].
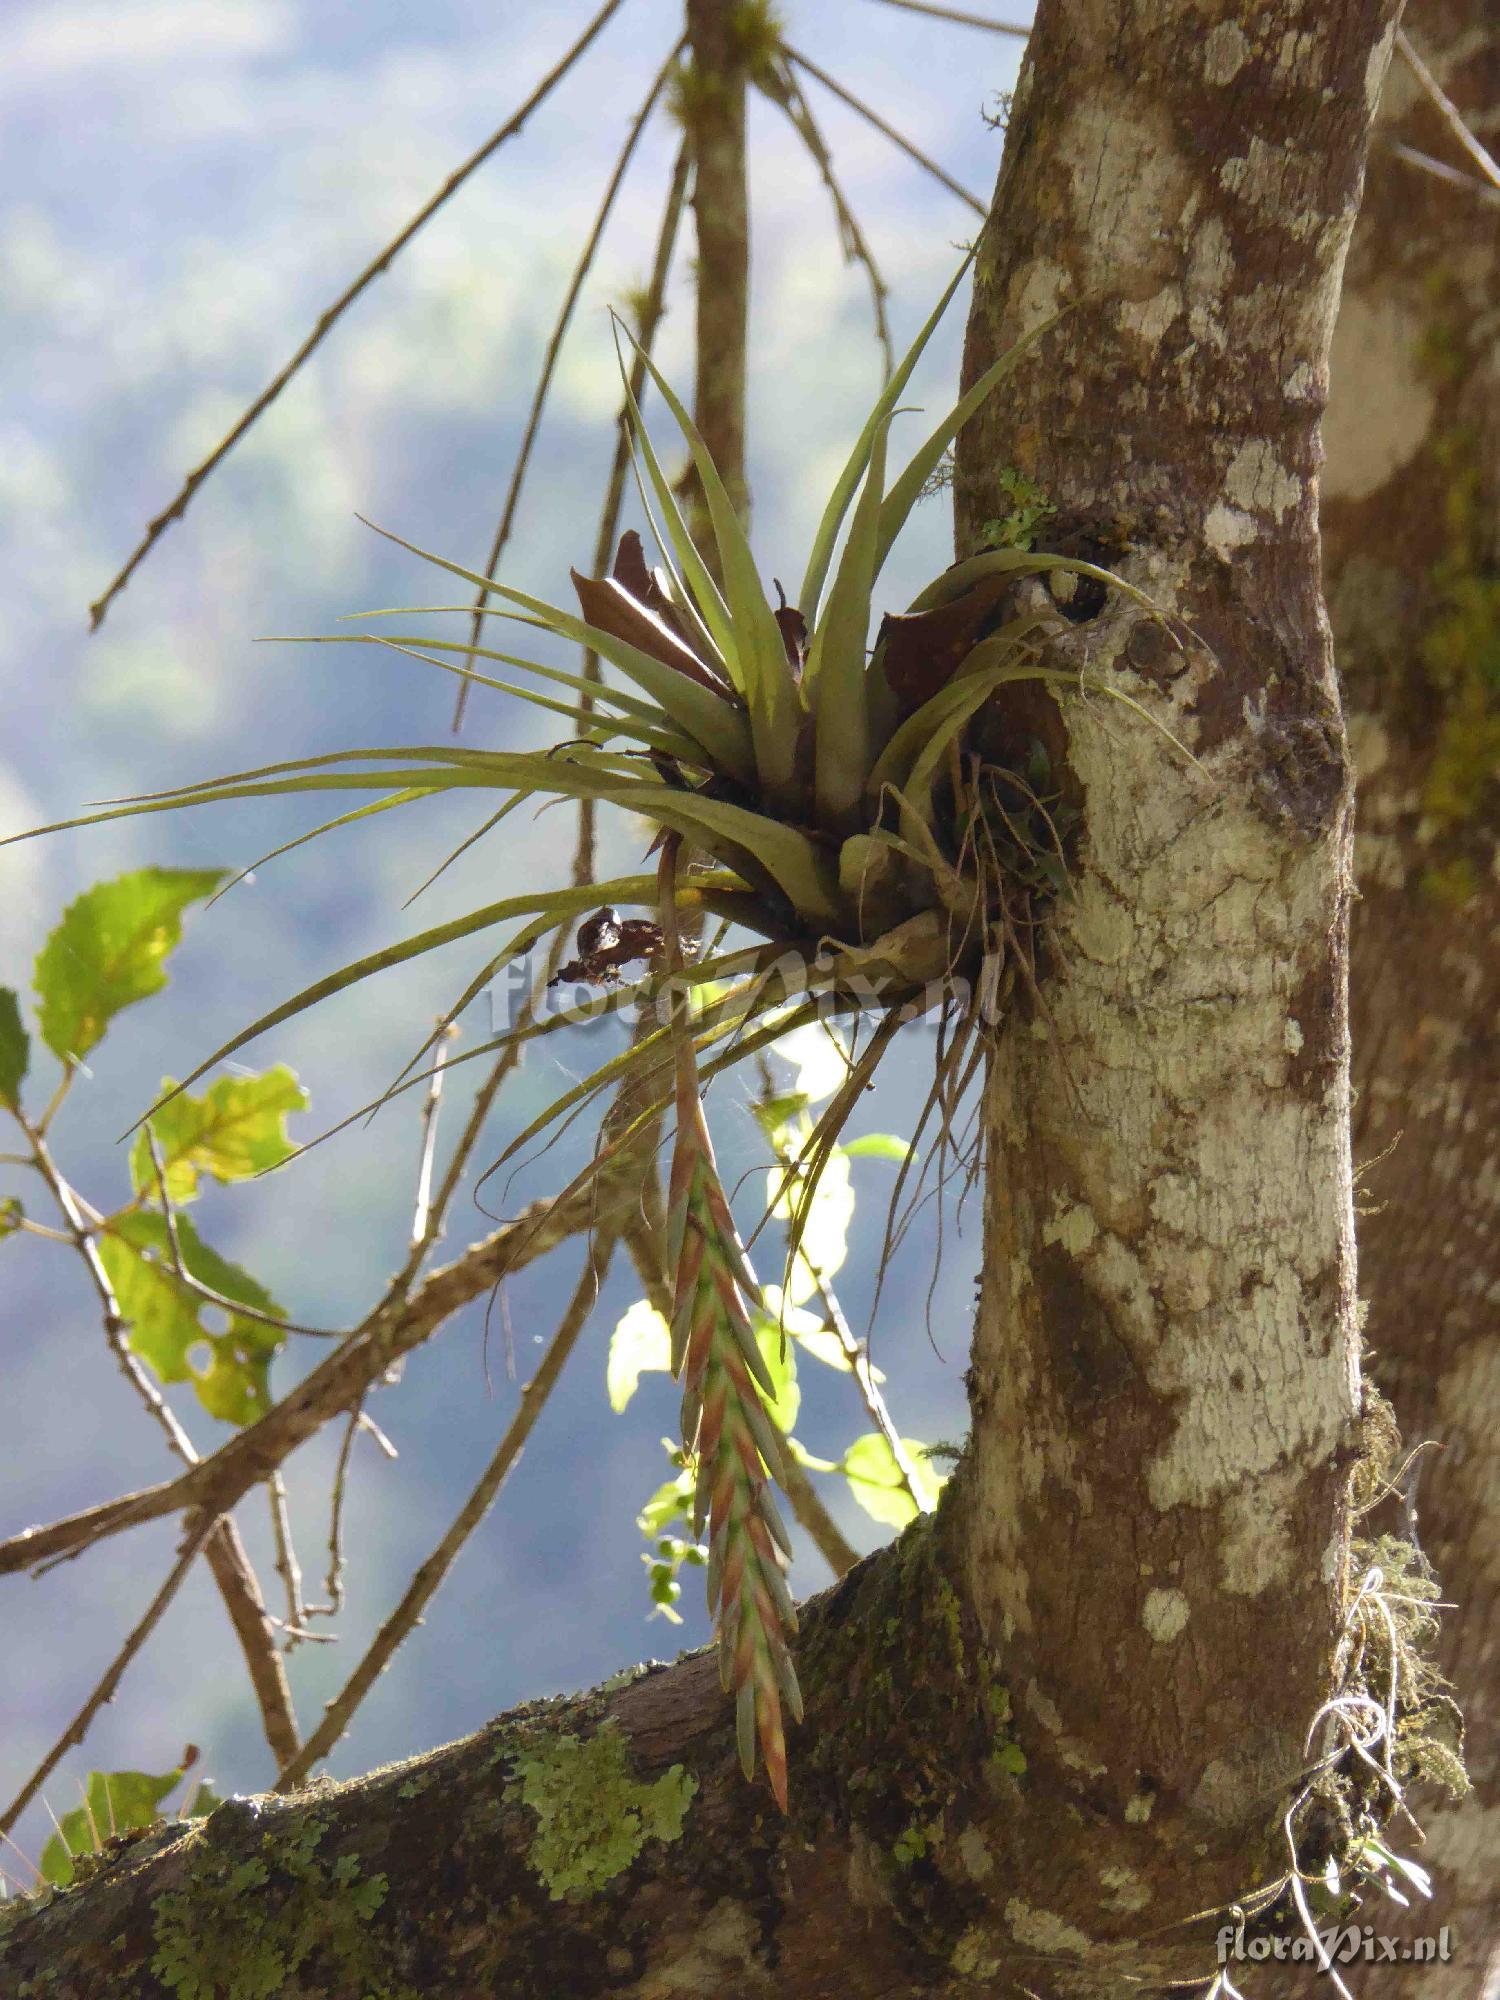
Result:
[0, 3, 1407, 1993]
[1259, 3, 1500, 1993]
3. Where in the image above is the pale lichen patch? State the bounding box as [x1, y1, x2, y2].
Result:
[1202, 20, 1249, 83]
[958, 1825, 995, 1883]
[1042, 1199, 1099, 1256]
[1224, 438, 1301, 521]
[1100, 1864, 1152, 1912]
[1005, 1899, 1093, 1956]
[1205, 501, 1256, 558]
[1142, 1587, 1190, 1642]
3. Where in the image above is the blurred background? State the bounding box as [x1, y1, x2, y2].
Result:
[0, 0, 1029, 1866]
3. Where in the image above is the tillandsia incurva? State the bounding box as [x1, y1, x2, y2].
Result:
[8, 252, 1193, 1803]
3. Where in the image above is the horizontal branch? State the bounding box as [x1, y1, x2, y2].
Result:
[0, 1190, 597, 1578]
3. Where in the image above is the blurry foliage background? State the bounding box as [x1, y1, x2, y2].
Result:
[0, 0, 1028, 1859]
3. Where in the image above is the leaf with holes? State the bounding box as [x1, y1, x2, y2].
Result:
[99, 1211, 285, 1425]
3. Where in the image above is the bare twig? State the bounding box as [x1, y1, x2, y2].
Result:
[19, 1115, 300, 1768]
[0, 1190, 601, 1579]
[1396, 27, 1500, 194]
[863, 0, 1029, 33]
[88, 0, 632, 631]
[578, 140, 692, 717]
[142, 1124, 341, 1338]
[321, 1403, 365, 1620]
[752, 1055, 930, 1516]
[410, 1025, 457, 1248]
[758, 60, 893, 375]
[0, 1511, 219, 1843]
[267, 1471, 308, 1649]
[1386, 136, 1500, 206]
[274, 1245, 612, 1790]
[454, 38, 683, 727]
[785, 48, 988, 217]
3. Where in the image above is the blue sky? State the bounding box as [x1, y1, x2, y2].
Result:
[0, 0, 1029, 1864]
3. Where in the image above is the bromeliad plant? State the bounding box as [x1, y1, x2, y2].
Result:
[16, 257, 1178, 1804]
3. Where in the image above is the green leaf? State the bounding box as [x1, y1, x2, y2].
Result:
[840, 1132, 912, 1162]
[874, 304, 1074, 577]
[617, 326, 804, 799]
[0, 1196, 23, 1239]
[40, 1761, 187, 1886]
[752, 1314, 800, 1433]
[99, 1211, 285, 1426]
[799, 253, 975, 624]
[809, 414, 890, 823]
[357, 518, 757, 785]
[607, 1299, 672, 1413]
[841, 1433, 946, 1529]
[0, 987, 28, 1109]
[33, 869, 226, 1064]
[130, 1066, 307, 1203]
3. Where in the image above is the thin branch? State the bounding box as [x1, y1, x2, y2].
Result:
[410, 1024, 456, 1248]
[752, 1057, 929, 1517]
[578, 140, 692, 709]
[266, 1471, 308, 1649]
[453, 38, 683, 727]
[88, 0, 632, 632]
[321, 1402, 365, 1620]
[785, 47, 988, 217]
[0, 1190, 602, 1579]
[274, 1245, 611, 1790]
[1385, 136, 1500, 206]
[863, 0, 1029, 35]
[0, 1511, 219, 1844]
[758, 60, 893, 375]
[22, 1115, 300, 1768]
[1396, 26, 1500, 194]
[142, 1125, 342, 1338]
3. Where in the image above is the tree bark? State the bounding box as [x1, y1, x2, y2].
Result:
[0, 3, 1410, 1993]
[1259, 3, 1500, 1993]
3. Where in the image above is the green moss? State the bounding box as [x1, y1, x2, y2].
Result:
[504, 1722, 697, 1903]
[980, 468, 1056, 553]
[150, 1809, 415, 2000]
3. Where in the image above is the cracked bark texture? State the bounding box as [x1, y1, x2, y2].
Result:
[1258, 1, 1500, 1993]
[0, 3, 1410, 1995]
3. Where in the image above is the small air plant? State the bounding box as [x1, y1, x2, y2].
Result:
[14, 254, 1183, 1805]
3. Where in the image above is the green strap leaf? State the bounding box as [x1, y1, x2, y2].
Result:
[33, 868, 226, 1064]
[808, 414, 891, 824]
[799, 252, 975, 624]
[99, 1211, 285, 1427]
[130, 1066, 308, 1204]
[357, 518, 757, 785]
[616, 324, 805, 800]
[0, 987, 28, 1110]
[135, 874, 665, 1123]
[874, 303, 1075, 578]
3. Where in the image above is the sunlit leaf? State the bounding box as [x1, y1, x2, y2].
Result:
[607, 1299, 672, 1413]
[840, 1132, 911, 1162]
[40, 1759, 188, 1886]
[33, 869, 225, 1064]
[0, 987, 28, 1109]
[130, 1066, 307, 1204]
[99, 1212, 285, 1426]
[752, 1313, 800, 1434]
[841, 1433, 946, 1528]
